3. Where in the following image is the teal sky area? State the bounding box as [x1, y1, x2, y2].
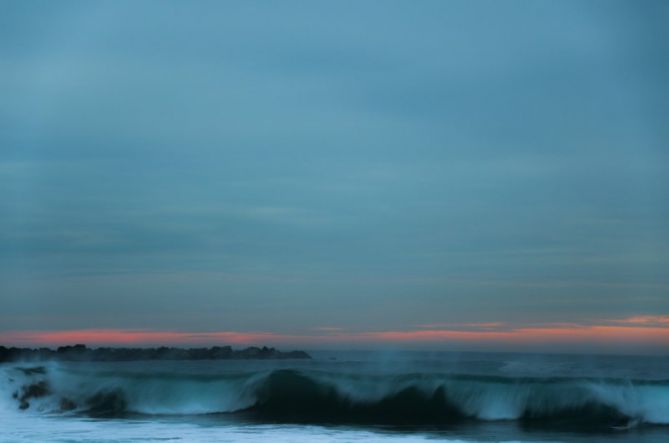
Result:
[1, 1, 668, 351]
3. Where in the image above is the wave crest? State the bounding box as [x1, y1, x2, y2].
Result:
[2, 364, 668, 427]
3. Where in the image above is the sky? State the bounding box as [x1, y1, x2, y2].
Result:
[1, 0, 668, 353]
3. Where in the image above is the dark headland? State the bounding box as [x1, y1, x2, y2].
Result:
[0, 344, 311, 362]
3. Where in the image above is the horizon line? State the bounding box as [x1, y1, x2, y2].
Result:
[1, 315, 668, 354]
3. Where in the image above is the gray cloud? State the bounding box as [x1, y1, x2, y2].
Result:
[1, 0, 667, 341]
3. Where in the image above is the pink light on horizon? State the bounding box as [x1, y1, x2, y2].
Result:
[357, 325, 669, 346]
[0, 315, 667, 349]
[606, 315, 669, 326]
[0, 329, 294, 346]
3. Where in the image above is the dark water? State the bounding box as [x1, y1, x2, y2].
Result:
[1, 351, 668, 442]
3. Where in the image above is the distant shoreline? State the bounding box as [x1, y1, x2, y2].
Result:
[0, 344, 311, 362]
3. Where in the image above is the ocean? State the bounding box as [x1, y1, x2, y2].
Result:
[1, 351, 668, 442]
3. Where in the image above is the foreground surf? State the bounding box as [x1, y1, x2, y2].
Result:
[3, 363, 668, 430]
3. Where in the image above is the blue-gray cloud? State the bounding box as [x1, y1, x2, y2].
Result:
[1, 0, 667, 339]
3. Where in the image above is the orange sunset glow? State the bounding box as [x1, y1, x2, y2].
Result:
[2, 316, 668, 351]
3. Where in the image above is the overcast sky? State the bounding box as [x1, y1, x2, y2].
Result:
[1, 1, 667, 350]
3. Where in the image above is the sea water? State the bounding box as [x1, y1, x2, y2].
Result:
[1, 351, 668, 442]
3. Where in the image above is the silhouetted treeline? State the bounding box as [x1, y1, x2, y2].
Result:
[0, 344, 310, 362]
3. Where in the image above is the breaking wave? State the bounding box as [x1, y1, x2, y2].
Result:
[2, 363, 668, 428]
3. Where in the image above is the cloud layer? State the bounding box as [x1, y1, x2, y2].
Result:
[1, 1, 667, 351]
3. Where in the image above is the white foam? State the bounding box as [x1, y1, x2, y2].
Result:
[0, 415, 481, 443]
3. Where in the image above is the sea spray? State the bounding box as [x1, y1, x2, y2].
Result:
[3, 361, 668, 427]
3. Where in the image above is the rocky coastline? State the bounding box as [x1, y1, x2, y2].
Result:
[0, 344, 310, 362]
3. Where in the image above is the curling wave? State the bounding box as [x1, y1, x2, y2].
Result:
[2, 364, 668, 428]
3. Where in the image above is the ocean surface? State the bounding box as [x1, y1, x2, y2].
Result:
[1, 351, 668, 442]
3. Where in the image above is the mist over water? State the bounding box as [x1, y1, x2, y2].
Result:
[2, 351, 668, 442]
